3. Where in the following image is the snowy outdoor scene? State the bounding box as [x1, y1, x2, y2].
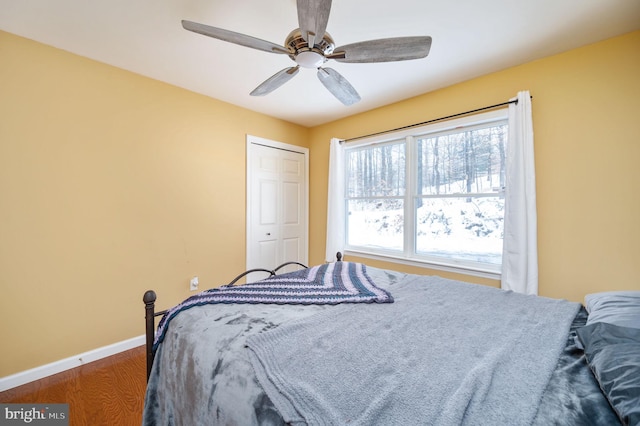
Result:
[346, 122, 507, 265]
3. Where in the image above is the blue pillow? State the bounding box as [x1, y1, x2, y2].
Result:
[585, 291, 640, 329]
[576, 322, 640, 426]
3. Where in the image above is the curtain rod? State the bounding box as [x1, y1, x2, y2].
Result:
[342, 96, 531, 143]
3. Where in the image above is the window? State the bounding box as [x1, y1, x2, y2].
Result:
[344, 109, 508, 274]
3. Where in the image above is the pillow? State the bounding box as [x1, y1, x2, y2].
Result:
[584, 291, 640, 329]
[576, 322, 640, 426]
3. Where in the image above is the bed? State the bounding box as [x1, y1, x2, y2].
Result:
[142, 259, 640, 426]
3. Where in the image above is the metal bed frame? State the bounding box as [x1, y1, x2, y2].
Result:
[142, 259, 337, 381]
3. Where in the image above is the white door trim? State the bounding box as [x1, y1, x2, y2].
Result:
[246, 135, 309, 272]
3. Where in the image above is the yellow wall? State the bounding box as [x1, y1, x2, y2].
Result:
[309, 31, 640, 302]
[0, 31, 309, 376]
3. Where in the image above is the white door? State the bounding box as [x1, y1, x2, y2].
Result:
[246, 136, 308, 282]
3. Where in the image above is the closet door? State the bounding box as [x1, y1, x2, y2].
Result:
[246, 136, 308, 282]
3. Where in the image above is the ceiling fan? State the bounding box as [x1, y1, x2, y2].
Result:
[182, 0, 432, 106]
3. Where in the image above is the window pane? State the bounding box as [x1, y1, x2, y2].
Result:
[347, 199, 403, 251]
[342, 110, 508, 273]
[416, 124, 506, 195]
[347, 142, 405, 197]
[415, 196, 504, 264]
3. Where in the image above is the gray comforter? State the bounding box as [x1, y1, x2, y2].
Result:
[143, 267, 620, 425]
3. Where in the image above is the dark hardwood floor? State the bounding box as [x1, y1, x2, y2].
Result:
[0, 346, 146, 425]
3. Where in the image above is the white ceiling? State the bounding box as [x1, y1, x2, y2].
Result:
[1, 0, 639, 127]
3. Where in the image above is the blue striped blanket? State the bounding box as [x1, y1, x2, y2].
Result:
[153, 262, 392, 351]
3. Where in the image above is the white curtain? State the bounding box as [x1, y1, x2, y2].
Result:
[501, 91, 538, 295]
[325, 138, 345, 262]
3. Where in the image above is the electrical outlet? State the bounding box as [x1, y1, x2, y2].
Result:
[190, 276, 199, 291]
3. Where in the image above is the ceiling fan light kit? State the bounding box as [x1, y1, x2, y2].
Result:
[182, 0, 432, 106]
[286, 29, 334, 68]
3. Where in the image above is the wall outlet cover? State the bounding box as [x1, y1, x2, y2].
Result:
[190, 276, 199, 291]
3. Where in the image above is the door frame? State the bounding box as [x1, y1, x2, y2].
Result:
[246, 134, 309, 272]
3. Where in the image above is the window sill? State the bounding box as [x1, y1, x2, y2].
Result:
[343, 249, 502, 281]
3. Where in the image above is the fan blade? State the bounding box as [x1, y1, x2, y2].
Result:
[182, 20, 289, 55]
[332, 36, 432, 63]
[250, 66, 300, 96]
[297, 0, 332, 47]
[317, 67, 360, 106]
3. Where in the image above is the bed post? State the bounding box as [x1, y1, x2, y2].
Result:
[143, 290, 157, 381]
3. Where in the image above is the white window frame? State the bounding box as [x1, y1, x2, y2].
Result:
[343, 109, 508, 280]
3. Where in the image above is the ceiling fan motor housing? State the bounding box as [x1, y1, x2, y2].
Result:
[286, 29, 335, 68]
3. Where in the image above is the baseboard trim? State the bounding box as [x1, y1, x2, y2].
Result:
[0, 335, 145, 392]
